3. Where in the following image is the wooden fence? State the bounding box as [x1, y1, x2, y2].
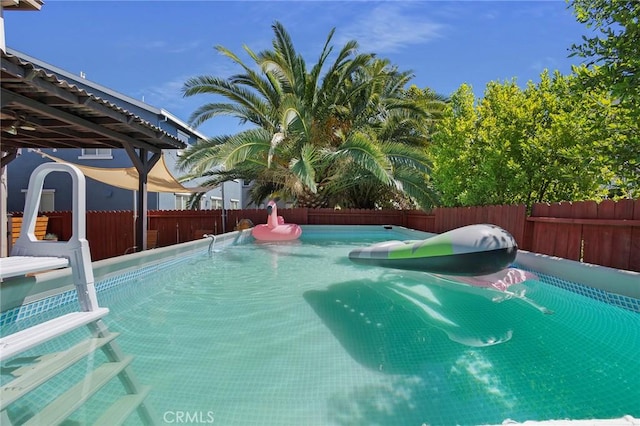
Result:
[8, 199, 639, 272]
[527, 199, 639, 272]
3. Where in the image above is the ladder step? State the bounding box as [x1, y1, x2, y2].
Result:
[22, 355, 134, 426]
[93, 386, 152, 426]
[0, 256, 69, 280]
[0, 308, 109, 362]
[0, 333, 120, 410]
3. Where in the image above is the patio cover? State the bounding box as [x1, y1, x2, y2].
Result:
[1, 49, 189, 254]
[38, 152, 209, 193]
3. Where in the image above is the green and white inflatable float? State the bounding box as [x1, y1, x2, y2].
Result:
[348, 224, 518, 276]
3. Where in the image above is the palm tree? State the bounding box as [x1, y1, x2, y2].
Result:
[179, 21, 441, 209]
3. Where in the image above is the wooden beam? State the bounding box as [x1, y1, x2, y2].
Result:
[1, 148, 18, 168]
[29, 126, 122, 148]
[123, 147, 161, 252]
[0, 57, 29, 79]
[17, 72, 138, 129]
[130, 149, 161, 251]
[123, 143, 143, 171]
[2, 58, 174, 142]
[1, 89, 162, 152]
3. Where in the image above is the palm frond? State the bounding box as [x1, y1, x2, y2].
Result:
[289, 144, 318, 192]
[183, 77, 273, 128]
[216, 129, 272, 169]
[334, 133, 394, 186]
[390, 167, 440, 209]
[381, 142, 432, 174]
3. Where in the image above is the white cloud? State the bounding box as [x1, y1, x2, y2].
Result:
[136, 60, 239, 120]
[336, 3, 444, 53]
[135, 77, 187, 109]
[136, 39, 201, 54]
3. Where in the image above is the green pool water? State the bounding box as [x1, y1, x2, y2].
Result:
[3, 234, 640, 425]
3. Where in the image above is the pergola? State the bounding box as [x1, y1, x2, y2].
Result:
[0, 49, 187, 254]
[0, 0, 42, 11]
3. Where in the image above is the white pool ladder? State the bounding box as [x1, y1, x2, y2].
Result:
[0, 163, 156, 425]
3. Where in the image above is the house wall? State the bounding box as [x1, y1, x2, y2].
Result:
[157, 149, 242, 211]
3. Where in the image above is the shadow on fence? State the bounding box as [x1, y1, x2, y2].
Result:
[9, 199, 639, 272]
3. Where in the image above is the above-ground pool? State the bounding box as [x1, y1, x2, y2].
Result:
[2, 229, 639, 425]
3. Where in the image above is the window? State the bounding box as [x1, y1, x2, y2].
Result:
[242, 179, 252, 187]
[210, 196, 222, 210]
[79, 148, 112, 159]
[174, 193, 190, 210]
[40, 191, 55, 212]
[21, 189, 55, 212]
[230, 199, 239, 210]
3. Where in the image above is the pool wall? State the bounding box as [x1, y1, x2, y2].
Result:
[516, 250, 640, 300]
[0, 230, 252, 324]
[1, 225, 638, 327]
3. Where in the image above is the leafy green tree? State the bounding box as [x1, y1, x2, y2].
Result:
[568, 1, 639, 197]
[427, 84, 477, 207]
[179, 22, 438, 209]
[569, 0, 640, 113]
[572, 66, 639, 198]
[430, 71, 620, 207]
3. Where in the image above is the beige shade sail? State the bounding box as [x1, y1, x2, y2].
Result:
[39, 152, 210, 193]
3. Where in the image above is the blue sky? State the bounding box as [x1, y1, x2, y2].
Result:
[4, 0, 590, 138]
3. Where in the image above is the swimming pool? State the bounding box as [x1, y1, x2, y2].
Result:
[2, 228, 640, 425]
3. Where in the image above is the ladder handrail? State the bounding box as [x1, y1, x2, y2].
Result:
[10, 162, 99, 311]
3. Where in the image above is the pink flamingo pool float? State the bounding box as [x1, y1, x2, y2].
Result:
[252, 200, 302, 241]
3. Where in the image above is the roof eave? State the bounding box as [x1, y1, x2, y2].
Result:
[1, 50, 187, 152]
[1, 0, 43, 11]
